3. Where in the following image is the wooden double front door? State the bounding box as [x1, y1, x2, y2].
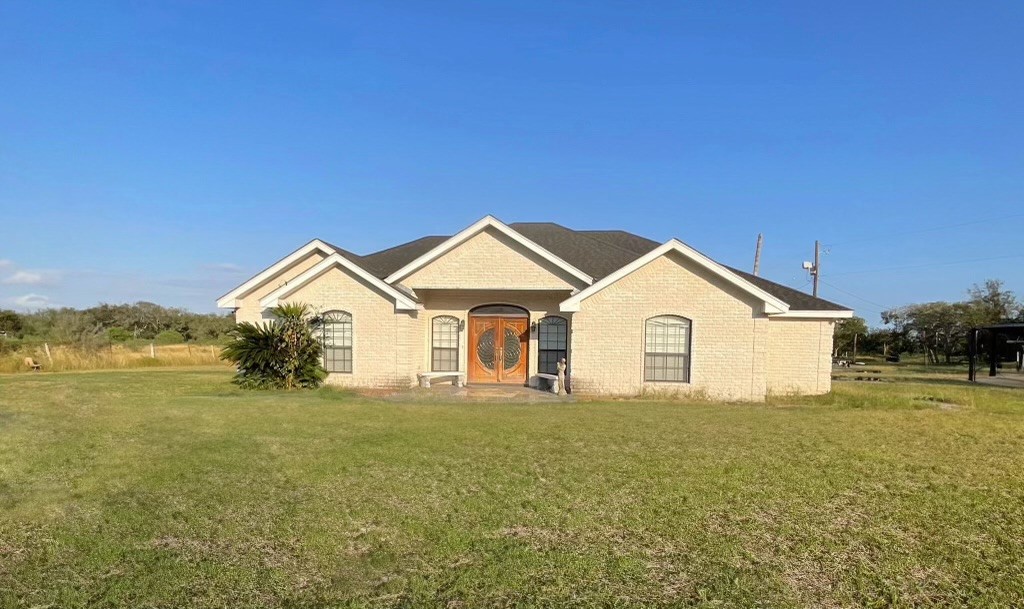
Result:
[468, 315, 529, 384]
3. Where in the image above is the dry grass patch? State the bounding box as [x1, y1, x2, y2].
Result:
[0, 343, 229, 373]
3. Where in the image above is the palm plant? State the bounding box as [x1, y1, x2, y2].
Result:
[220, 303, 326, 389]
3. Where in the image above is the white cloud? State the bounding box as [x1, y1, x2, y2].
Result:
[4, 271, 44, 285]
[8, 293, 55, 310]
[0, 259, 12, 269]
[2, 270, 61, 286]
[203, 262, 244, 273]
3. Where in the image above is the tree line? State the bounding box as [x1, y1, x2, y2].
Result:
[834, 279, 1023, 363]
[0, 302, 235, 349]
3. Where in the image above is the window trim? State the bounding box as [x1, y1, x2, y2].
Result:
[537, 315, 569, 375]
[431, 315, 461, 372]
[643, 315, 692, 383]
[322, 310, 353, 374]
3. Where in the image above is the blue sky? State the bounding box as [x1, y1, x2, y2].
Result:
[1, 1, 1021, 323]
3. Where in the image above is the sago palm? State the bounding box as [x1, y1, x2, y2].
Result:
[220, 303, 326, 389]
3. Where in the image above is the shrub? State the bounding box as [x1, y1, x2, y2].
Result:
[154, 330, 185, 345]
[220, 303, 325, 390]
[108, 327, 132, 342]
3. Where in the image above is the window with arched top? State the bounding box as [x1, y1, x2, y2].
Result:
[322, 311, 353, 373]
[644, 315, 691, 382]
[538, 316, 568, 375]
[431, 315, 460, 372]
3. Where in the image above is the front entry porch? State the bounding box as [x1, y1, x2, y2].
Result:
[414, 289, 573, 390]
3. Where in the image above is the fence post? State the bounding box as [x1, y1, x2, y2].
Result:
[44, 342, 53, 364]
[150, 343, 156, 358]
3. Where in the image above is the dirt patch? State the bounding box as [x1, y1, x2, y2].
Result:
[913, 396, 964, 411]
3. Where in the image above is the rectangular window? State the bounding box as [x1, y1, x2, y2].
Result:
[432, 316, 460, 372]
[324, 346, 352, 373]
[323, 311, 353, 373]
[538, 317, 568, 375]
[644, 316, 690, 382]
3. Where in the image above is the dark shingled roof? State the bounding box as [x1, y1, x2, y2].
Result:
[331, 222, 850, 312]
[356, 236, 449, 278]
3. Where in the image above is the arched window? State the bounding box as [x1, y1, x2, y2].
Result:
[538, 316, 568, 375]
[644, 316, 691, 382]
[431, 315, 460, 372]
[322, 311, 353, 373]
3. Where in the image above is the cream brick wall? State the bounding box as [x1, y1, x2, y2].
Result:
[282, 266, 419, 388]
[402, 227, 587, 291]
[766, 318, 835, 395]
[230, 239, 837, 398]
[233, 251, 329, 324]
[570, 252, 769, 401]
[417, 289, 571, 385]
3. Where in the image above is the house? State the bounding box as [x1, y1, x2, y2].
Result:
[218, 216, 852, 400]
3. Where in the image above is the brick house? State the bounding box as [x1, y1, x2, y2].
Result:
[218, 216, 852, 400]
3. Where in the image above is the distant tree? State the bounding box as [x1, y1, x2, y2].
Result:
[859, 328, 896, 355]
[968, 279, 1021, 323]
[833, 316, 868, 357]
[220, 303, 325, 390]
[0, 309, 23, 338]
[880, 307, 915, 355]
[16, 302, 236, 344]
[882, 300, 984, 364]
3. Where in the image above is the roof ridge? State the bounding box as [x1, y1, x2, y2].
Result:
[565, 227, 663, 259]
[320, 239, 366, 260]
[577, 229, 661, 252]
[510, 222, 661, 270]
[361, 235, 450, 258]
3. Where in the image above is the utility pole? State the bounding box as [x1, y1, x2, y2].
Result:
[752, 233, 764, 276]
[812, 240, 821, 297]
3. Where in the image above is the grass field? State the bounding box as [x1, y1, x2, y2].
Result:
[1, 369, 1023, 607]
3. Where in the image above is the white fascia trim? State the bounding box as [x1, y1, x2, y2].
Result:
[771, 309, 854, 319]
[259, 253, 418, 311]
[559, 239, 791, 314]
[217, 239, 336, 308]
[384, 215, 595, 286]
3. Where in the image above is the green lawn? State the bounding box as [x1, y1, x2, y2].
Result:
[2, 369, 1023, 608]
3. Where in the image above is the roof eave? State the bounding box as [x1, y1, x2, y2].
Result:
[216, 239, 337, 309]
[769, 309, 855, 319]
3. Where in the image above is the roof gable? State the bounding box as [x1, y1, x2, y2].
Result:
[560, 239, 792, 315]
[400, 225, 588, 291]
[259, 253, 418, 311]
[384, 216, 594, 286]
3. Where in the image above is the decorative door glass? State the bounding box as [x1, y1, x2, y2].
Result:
[476, 328, 496, 370]
[502, 327, 521, 371]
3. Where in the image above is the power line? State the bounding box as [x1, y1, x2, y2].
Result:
[824, 212, 1024, 248]
[818, 279, 889, 312]
[827, 253, 1024, 278]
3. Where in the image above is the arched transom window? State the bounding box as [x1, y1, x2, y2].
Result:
[538, 316, 568, 375]
[322, 311, 353, 373]
[431, 315, 460, 372]
[644, 315, 691, 382]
